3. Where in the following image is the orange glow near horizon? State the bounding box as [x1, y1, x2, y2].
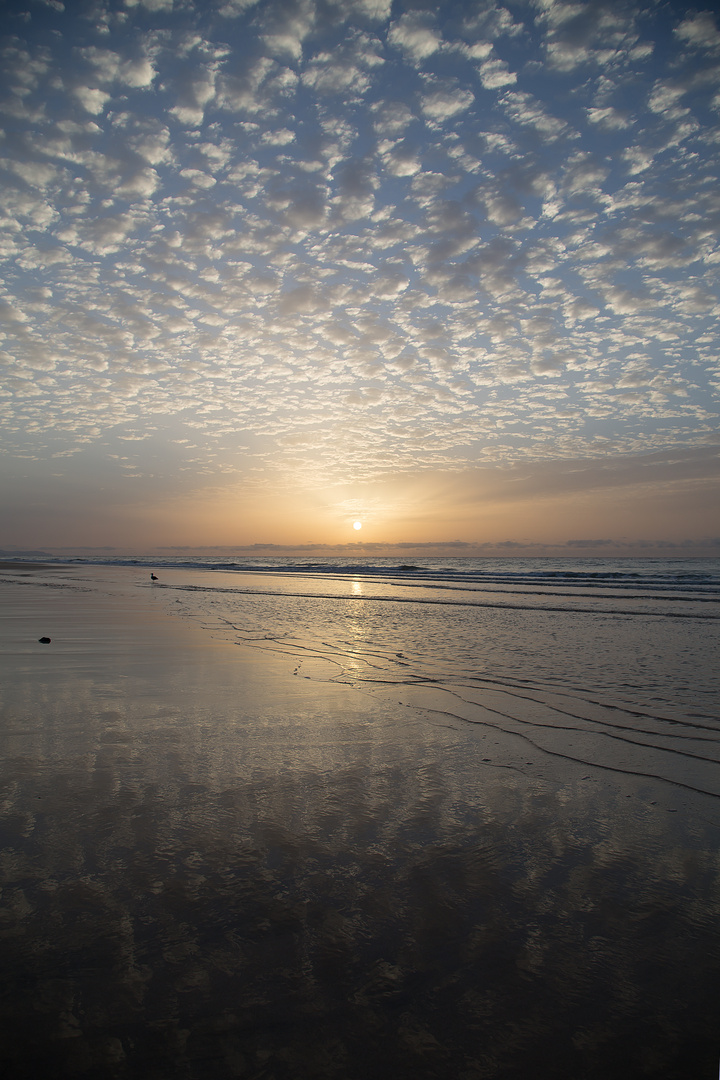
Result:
[9, 457, 719, 557]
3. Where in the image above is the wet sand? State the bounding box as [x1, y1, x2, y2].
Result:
[1, 565, 719, 1079]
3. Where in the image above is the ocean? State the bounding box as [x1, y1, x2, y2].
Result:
[1, 556, 719, 1078]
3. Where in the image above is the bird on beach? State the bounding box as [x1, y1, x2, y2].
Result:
[150, 573, 158, 581]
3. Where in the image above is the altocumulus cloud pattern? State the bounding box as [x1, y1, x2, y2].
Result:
[0, 0, 719, 496]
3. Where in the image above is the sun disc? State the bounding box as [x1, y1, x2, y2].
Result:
[353, 520, 362, 530]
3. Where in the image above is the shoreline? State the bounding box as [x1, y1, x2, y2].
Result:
[2, 560, 718, 812]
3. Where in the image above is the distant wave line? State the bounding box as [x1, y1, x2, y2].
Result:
[394, 581, 720, 603]
[30, 554, 720, 592]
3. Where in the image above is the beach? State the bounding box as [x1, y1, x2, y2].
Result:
[1, 560, 719, 1079]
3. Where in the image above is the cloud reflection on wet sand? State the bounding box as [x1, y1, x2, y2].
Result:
[0, 570, 719, 1079]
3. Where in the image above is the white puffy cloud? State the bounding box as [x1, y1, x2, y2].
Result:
[365, 0, 394, 16]
[674, 13, 720, 51]
[261, 127, 296, 145]
[302, 57, 371, 95]
[562, 151, 608, 194]
[8, 160, 60, 189]
[371, 100, 415, 136]
[388, 13, 442, 63]
[478, 58, 516, 89]
[218, 0, 261, 16]
[78, 47, 156, 88]
[465, 5, 524, 42]
[168, 66, 218, 126]
[0, 298, 30, 323]
[326, 0, 391, 19]
[73, 86, 111, 114]
[126, 124, 173, 165]
[57, 212, 137, 254]
[586, 106, 632, 129]
[420, 85, 474, 121]
[621, 145, 655, 174]
[117, 166, 161, 197]
[378, 139, 422, 176]
[1, 42, 52, 91]
[500, 90, 571, 139]
[125, 0, 175, 10]
[261, 0, 316, 60]
[648, 81, 688, 117]
[463, 41, 493, 60]
[180, 168, 217, 188]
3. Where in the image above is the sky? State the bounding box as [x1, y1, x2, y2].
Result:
[1, 0, 719, 557]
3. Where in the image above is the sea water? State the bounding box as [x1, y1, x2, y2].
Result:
[1, 557, 719, 1079]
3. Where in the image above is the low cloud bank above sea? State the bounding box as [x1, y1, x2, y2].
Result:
[2, 538, 719, 559]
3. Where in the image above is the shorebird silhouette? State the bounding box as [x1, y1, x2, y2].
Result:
[150, 573, 158, 581]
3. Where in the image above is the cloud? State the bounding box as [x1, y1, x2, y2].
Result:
[500, 91, 572, 140]
[420, 85, 474, 121]
[124, 0, 175, 11]
[78, 47, 156, 88]
[342, 0, 392, 18]
[586, 105, 632, 129]
[218, 0, 261, 16]
[674, 12, 720, 51]
[478, 58, 516, 89]
[371, 100, 415, 136]
[378, 140, 422, 176]
[217, 57, 297, 113]
[73, 86, 111, 114]
[260, 127, 296, 145]
[180, 168, 217, 189]
[302, 57, 371, 95]
[278, 285, 326, 314]
[0, 298, 30, 324]
[647, 80, 689, 118]
[118, 166, 161, 197]
[535, 0, 645, 71]
[261, 0, 316, 59]
[464, 5, 524, 42]
[168, 64, 218, 126]
[57, 211, 138, 254]
[126, 122, 173, 165]
[330, 156, 376, 220]
[388, 13, 442, 63]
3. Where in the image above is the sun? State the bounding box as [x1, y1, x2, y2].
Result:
[353, 520, 363, 531]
